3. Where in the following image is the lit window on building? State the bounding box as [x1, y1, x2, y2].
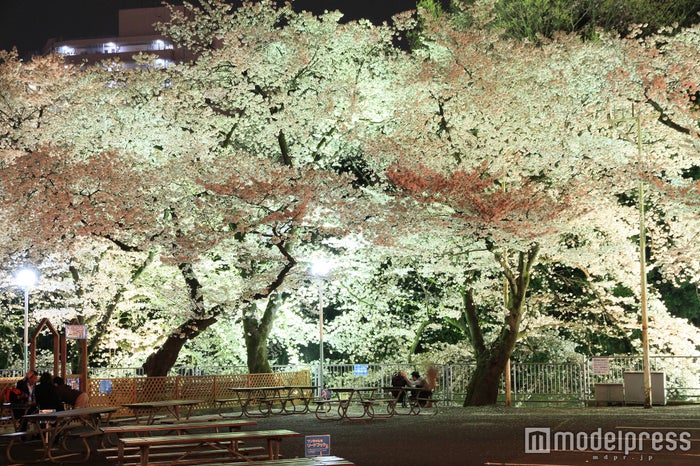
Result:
[58, 45, 76, 55]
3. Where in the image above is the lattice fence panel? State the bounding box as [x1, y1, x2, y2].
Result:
[213, 374, 250, 399]
[135, 377, 178, 402]
[0, 378, 18, 395]
[174, 375, 217, 410]
[87, 370, 310, 417]
[89, 377, 136, 417]
[247, 372, 284, 387]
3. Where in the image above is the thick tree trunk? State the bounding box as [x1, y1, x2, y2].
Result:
[142, 262, 219, 377]
[243, 302, 274, 374]
[462, 244, 539, 406]
[241, 242, 296, 373]
[143, 314, 217, 376]
[464, 327, 519, 405]
[464, 355, 503, 406]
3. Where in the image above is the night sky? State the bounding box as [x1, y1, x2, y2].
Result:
[0, 0, 417, 58]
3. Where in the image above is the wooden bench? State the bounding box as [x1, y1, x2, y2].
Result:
[1, 431, 34, 463]
[100, 418, 257, 450]
[109, 414, 167, 425]
[1, 402, 31, 431]
[158, 414, 225, 424]
[205, 456, 354, 465]
[114, 429, 300, 466]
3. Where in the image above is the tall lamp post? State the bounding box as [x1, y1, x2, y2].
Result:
[310, 258, 331, 397]
[15, 268, 38, 374]
[608, 110, 652, 409]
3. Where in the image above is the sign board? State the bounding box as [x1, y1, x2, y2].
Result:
[305, 435, 331, 457]
[592, 357, 610, 375]
[353, 364, 368, 376]
[99, 380, 113, 395]
[67, 377, 80, 391]
[65, 324, 88, 340]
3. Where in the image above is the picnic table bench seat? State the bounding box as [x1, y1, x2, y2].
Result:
[109, 414, 167, 425]
[103, 418, 254, 435]
[204, 456, 354, 465]
[106, 445, 268, 465]
[1, 431, 33, 463]
[158, 414, 226, 424]
[113, 429, 300, 466]
[99, 418, 257, 455]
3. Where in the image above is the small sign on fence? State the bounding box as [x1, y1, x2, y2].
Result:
[305, 434, 331, 457]
[353, 364, 368, 376]
[592, 357, 610, 375]
[99, 379, 113, 395]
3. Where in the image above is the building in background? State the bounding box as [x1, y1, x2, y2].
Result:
[43, 7, 192, 68]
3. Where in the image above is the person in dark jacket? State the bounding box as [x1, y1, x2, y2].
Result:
[14, 369, 37, 406]
[34, 372, 63, 411]
[53, 376, 89, 409]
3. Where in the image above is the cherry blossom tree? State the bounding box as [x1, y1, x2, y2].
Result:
[1, 1, 698, 389]
[364, 9, 700, 404]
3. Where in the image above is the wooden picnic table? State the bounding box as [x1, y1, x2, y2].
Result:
[121, 399, 202, 424]
[221, 386, 316, 417]
[224, 386, 288, 417]
[5, 406, 118, 463]
[314, 387, 377, 420]
[284, 385, 318, 414]
[117, 429, 300, 466]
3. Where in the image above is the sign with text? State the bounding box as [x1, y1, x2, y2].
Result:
[65, 324, 88, 340]
[353, 364, 368, 376]
[592, 357, 610, 375]
[305, 435, 331, 457]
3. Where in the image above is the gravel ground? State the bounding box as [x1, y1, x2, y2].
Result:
[2, 404, 699, 465]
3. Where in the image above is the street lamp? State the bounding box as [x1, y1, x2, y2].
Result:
[310, 258, 332, 397]
[15, 268, 38, 374]
[608, 110, 652, 409]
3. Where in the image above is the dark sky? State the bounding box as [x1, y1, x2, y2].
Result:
[0, 1, 417, 58]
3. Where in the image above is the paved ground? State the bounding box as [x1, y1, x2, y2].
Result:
[2, 404, 699, 465]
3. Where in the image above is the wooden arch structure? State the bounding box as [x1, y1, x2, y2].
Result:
[29, 318, 88, 392]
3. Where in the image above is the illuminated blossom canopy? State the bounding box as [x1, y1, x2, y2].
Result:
[0, 1, 698, 403]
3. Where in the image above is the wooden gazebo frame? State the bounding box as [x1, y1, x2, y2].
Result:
[29, 318, 88, 392]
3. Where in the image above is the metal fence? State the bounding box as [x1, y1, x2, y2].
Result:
[2, 356, 698, 406]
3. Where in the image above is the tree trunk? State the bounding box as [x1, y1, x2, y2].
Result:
[142, 314, 217, 376]
[241, 242, 296, 373]
[242, 294, 283, 373]
[464, 326, 519, 405]
[464, 354, 503, 405]
[142, 262, 220, 377]
[463, 244, 539, 406]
